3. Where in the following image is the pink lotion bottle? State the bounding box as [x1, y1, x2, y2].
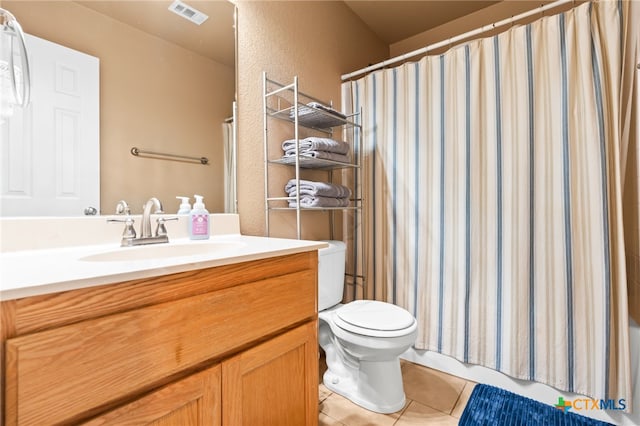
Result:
[188, 194, 210, 240]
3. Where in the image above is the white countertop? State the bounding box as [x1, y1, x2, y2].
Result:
[0, 234, 327, 301]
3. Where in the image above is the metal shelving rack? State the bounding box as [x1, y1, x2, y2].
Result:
[262, 71, 363, 248]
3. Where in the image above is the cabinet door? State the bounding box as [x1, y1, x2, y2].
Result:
[82, 365, 221, 426]
[223, 321, 318, 426]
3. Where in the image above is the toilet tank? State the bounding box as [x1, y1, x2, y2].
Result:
[318, 240, 346, 311]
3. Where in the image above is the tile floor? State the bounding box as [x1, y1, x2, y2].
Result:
[319, 357, 476, 425]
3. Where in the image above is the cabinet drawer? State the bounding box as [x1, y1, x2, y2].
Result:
[5, 269, 316, 425]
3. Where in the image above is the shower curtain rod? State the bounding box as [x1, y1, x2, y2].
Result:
[341, 0, 573, 81]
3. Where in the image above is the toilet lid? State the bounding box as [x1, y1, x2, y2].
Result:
[335, 300, 415, 334]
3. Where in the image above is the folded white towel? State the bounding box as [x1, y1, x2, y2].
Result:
[289, 195, 350, 208]
[284, 150, 350, 163]
[281, 137, 350, 155]
[285, 179, 352, 199]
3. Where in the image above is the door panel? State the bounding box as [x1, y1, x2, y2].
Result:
[82, 365, 221, 426]
[223, 321, 319, 426]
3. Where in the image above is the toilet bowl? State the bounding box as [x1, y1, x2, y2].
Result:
[318, 241, 418, 414]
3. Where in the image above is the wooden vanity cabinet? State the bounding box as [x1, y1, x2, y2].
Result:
[0, 251, 319, 426]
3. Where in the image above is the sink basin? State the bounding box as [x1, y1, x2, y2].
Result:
[80, 241, 246, 262]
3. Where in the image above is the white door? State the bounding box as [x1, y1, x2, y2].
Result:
[1, 34, 99, 216]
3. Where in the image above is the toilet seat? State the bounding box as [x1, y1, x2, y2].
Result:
[334, 300, 416, 338]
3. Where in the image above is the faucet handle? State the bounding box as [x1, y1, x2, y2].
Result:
[155, 216, 178, 237]
[108, 217, 137, 242]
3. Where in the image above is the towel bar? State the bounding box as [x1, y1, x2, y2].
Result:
[131, 147, 209, 165]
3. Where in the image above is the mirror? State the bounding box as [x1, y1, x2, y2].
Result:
[1, 0, 236, 216]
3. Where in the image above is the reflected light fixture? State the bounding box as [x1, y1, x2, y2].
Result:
[168, 0, 209, 25]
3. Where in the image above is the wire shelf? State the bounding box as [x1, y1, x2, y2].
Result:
[268, 156, 359, 170]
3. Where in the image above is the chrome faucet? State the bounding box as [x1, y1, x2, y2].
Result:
[108, 198, 177, 247]
[115, 200, 130, 215]
[140, 197, 163, 238]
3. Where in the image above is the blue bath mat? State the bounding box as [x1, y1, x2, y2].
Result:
[459, 384, 613, 426]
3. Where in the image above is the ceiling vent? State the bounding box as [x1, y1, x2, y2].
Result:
[168, 0, 209, 25]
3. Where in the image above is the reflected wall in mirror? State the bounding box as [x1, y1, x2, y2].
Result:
[1, 0, 236, 216]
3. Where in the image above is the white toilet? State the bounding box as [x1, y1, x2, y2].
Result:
[318, 241, 418, 414]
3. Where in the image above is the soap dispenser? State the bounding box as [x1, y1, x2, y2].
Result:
[189, 194, 209, 240]
[176, 196, 191, 215]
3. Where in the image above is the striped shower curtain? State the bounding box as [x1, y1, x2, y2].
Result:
[342, 0, 633, 405]
[222, 120, 236, 213]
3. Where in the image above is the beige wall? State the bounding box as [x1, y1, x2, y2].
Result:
[4, 1, 234, 214]
[236, 0, 387, 238]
